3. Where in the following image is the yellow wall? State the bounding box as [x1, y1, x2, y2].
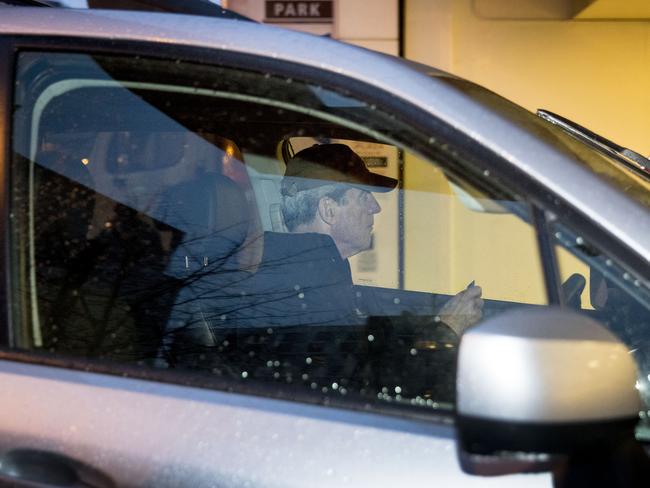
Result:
[405, 0, 650, 155]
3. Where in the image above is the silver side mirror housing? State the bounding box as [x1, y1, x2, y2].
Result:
[456, 308, 641, 456]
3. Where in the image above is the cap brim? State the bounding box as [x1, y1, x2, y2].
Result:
[361, 172, 398, 192]
[282, 172, 398, 196]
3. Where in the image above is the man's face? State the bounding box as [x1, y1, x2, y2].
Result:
[330, 188, 381, 258]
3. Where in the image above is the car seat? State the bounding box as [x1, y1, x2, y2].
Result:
[161, 169, 250, 278]
[158, 142, 264, 367]
[244, 157, 288, 232]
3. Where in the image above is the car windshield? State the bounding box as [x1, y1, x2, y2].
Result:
[435, 76, 650, 209]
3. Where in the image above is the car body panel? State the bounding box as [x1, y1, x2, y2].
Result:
[0, 360, 552, 487]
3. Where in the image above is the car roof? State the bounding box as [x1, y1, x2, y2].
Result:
[1, 7, 649, 261]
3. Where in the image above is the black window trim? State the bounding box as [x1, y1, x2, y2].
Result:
[0, 38, 13, 347]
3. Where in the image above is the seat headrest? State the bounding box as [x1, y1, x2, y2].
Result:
[162, 172, 250, 278]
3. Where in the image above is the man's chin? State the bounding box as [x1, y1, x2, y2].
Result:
[347, 243, 372, 258]
[361, 234, 373, 252]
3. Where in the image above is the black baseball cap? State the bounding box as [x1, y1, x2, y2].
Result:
[281, 143, 398, 196]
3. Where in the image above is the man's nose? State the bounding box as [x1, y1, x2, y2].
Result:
[368, 194, 381, 214]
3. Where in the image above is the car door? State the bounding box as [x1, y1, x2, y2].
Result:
[0, 20, 647, 487]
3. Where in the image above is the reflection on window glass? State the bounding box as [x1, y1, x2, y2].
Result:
[11, 51, 545, 415]
[552, 222, 650, 439]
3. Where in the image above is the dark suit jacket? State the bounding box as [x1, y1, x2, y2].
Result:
[236, 231, 364, 327]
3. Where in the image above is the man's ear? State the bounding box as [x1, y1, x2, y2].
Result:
[317, 196, 338, 225]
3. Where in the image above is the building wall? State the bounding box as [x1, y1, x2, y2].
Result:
[405, 0, 650, 155]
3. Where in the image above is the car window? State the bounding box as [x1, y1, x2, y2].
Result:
[551, 222, 650, 440]
[10, 51, 548, 415]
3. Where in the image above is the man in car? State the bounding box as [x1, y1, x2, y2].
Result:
[243, 143, 483, 335]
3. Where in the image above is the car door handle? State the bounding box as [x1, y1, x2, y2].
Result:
[0, 449, 115, 487]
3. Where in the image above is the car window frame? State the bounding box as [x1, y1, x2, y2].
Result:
[0, 38, 13, 348]
[1, 33, 646, 423]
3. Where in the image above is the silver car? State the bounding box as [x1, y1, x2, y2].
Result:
[0, 6, 648, 487]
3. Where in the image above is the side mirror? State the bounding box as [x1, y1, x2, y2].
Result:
[455, 308, 649, 484]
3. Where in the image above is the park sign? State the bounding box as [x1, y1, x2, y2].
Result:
[265, 1, 333, 23]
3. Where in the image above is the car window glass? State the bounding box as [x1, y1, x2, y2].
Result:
[552, 222, 650, 440]
[11, 51, 547, 415]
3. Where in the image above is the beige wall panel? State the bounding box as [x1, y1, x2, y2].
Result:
[404, 0, 453, 71]
[334, 0, 398, 39]
[223, 0, 264, 20]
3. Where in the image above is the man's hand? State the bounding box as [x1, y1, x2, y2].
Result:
[437, 284, 483, 336]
